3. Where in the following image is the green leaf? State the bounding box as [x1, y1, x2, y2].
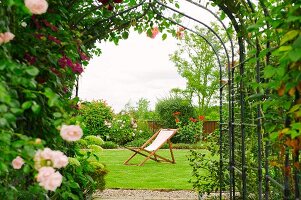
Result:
[146, 29, 152, 37]
[288, 49, 301, 62]
[280, 30, 299, 45]
[289, 129, 300, 139]
[3, 113, 16, 123]
[288, 104, 301, 113]
[263, 65, 275, 78]
[0, 162, 8, 173]
[291, 122, 301, 131]
[122, 31, 129, 39]
[278, 45, 293, 52]
[22, 101, 32, 110]
[31, 103, 41, 114]
[0, 104, 8, 113]
[220, 11, 226, 20]
[53, 112, 62, 118]
[48, 96, 59, 107]
[269, 132, 279, 141]
[293, 35, 301, 48]
[25, 67, 39, 76]
[23, 164, 30, 174]
[10, 108, 23, 115]
[162, 33, 167, 40]
[44, 88, 55, 98]
[0, 118, 8, 127]
[175, 3, 180, 9]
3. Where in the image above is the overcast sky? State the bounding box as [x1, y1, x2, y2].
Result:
[78, 32, 186, 113]
[77, 0, 219, 113]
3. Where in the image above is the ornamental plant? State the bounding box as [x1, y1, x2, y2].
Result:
[78, 100, 113, 138]
[106, 112, 136, 145]
[155, 96, 196, 128]
[173, 115, 205, 144]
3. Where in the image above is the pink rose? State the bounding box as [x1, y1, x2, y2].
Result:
[42, 171, 63, 191]
[12, 156, 24, 169]
[37, 167, 63, 191]
[60, 125, 83, 142]
[40, 148, 54, 160]
[51, 151, 68, 169]
[37, 166, 55, 183]
[0, 32, 15, 44]
[24, 0, 48, 15]
[34, 148, 68, 169]
[150, 27, 159, 39]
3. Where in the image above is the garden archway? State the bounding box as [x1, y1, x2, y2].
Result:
[78, 0, 301, 199]
[2, 0, 300, 199]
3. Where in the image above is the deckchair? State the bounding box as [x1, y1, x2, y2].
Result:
[124, 129, 177, 166]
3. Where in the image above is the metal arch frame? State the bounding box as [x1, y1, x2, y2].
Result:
[76, 0, 301, 199]
[76, 0, 235, 199]
[150, 1, 234, 199]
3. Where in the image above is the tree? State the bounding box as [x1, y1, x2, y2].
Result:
[169, 25, 224, 115]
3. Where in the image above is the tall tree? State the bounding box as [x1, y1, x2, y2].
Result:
[169, 25, 224, 115]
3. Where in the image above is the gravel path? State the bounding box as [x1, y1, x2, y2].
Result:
[93, 189, 199, 200]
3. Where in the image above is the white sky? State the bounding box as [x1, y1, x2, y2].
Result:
[78, 0, 220, 113]
[78, 32, 186, 113]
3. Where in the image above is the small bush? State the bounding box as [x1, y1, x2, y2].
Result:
[101, 141, 118, 149]
[79, 100, 113, 138]
[174, 118, 203, 143]
[125, 138, 146, 147]
[188, 131, 222, 196]
[155, 96, 195, 128]
[173, 143, 203, 149]
[108, 113, 135, 145]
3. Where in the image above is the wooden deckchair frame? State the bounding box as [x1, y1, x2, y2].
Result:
[124, 129, 177, 166]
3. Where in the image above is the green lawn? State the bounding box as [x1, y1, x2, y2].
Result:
[100, 149, 194, 190]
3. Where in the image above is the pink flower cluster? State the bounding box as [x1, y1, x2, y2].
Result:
[60, 125, 83, 142]
[25, 0, 48, 15]
[37, 167, 62, 191]
[34, 148, 68, 191]
[0, 32, 15, 45]
[78, 49, 90, 61]
[34, 148, 68, 170]
[58, 56, 84, 74]
[11, 145, 69, 191]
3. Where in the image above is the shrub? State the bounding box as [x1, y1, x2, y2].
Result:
[135, 120, 153, 139]
[125, 138, 146, 147]
[101, 141, 118, 149]
[155, 96, 195, 128]
[79, 100, 113, 138]
[188, 131, 221, 196]
[173, 117, 204, 143]
[107, 112, 135, 145]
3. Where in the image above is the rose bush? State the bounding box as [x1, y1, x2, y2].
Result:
[0, 0, 179, 198]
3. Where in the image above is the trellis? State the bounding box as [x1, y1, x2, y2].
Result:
[79, 0, 301, 199]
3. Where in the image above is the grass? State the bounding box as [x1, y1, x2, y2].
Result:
[100, 149, 194, 190]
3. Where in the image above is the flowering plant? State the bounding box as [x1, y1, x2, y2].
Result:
[173, 115, 205, 143]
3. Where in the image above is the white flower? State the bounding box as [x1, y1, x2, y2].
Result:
[21, 22, 27, 27]
[104, 120, 112, 128]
